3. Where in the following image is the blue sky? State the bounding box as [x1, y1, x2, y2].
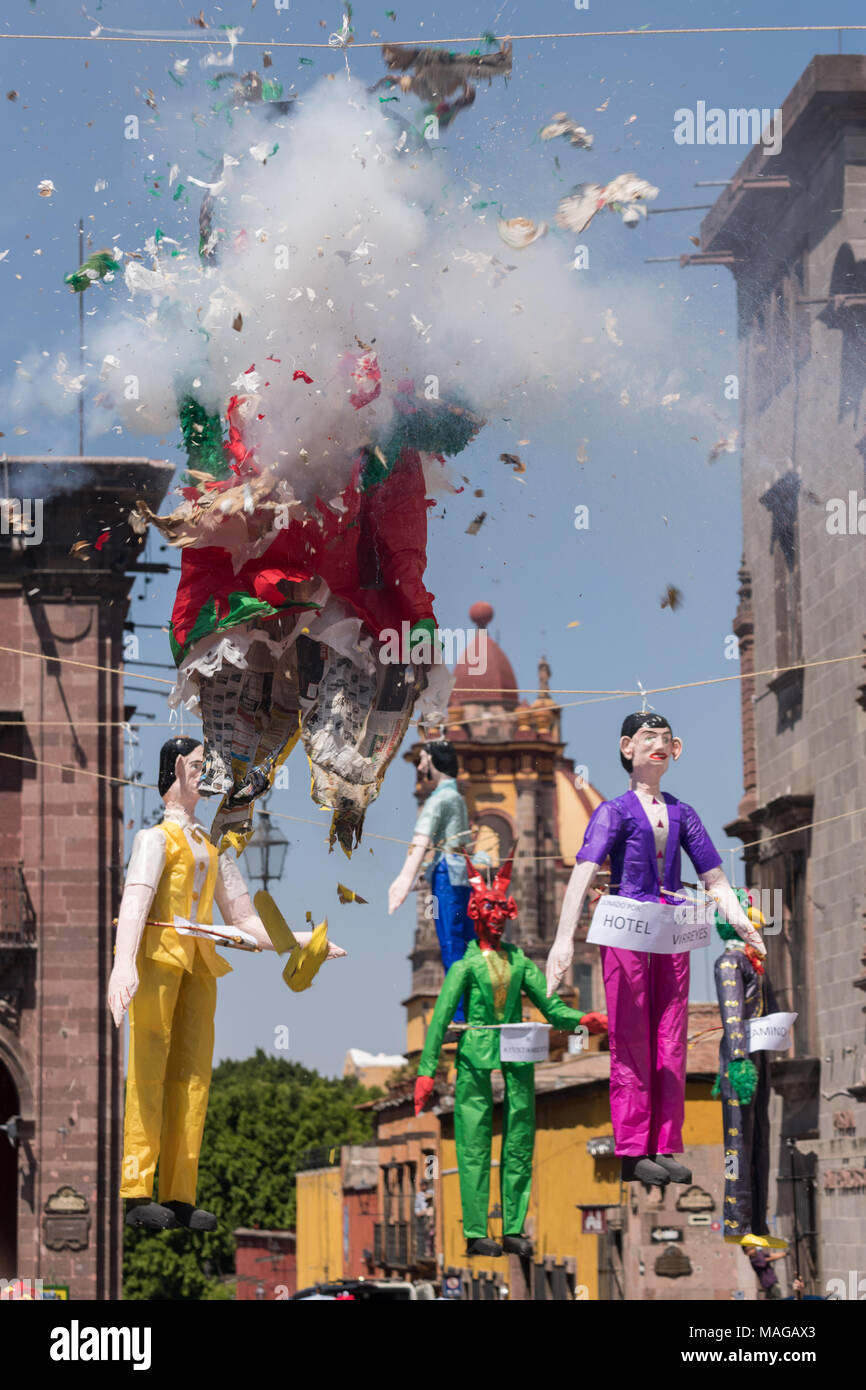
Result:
[2, 0, 858, 1075]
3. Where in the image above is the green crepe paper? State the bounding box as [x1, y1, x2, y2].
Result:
[409, 619, 439, 653]
[178, 396, 230, 483]
[729, 1057, 758, 1104]
[711, 1072, 721, 1099]
[171, 592, 323, 666]
[64, 251, 121, 294]
[359, 398, 482, 491]
[714, 887, 752, 942]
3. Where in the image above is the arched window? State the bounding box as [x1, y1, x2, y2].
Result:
[472, 812, 515, 867]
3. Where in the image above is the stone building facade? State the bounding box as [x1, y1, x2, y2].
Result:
[699, 55, 866, 1288]
[0, 456, 171, 1298]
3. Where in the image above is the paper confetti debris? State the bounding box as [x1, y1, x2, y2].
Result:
[603, 309, 622, 346]
[64, 250, 121, 294]
[466, 512, 487, 535]
[497, 217, 547, 250]
[707, 429, 738, 463]
[499, 452, 525, 474]
[37, 180, 55, 198]
[540, 113, 594, 149]
[660, 584, 684, 612]
[556, 173, 658, 234]
[337, 882, 368, 904]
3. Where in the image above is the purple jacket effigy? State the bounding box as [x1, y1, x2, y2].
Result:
[577, 790, 722, 901]
[577, 789, 722, 1157]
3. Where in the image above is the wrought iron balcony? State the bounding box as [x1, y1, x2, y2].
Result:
[0, 863, 36, 947]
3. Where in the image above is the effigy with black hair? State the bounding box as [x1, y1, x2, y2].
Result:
[388, 739, 476, 1015]
[106, 737, 345, 1236]
[713, 890, 790, 1251]
[545, 710, 768, 1190]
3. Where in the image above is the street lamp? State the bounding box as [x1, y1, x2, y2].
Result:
[244, 798, 290, 894]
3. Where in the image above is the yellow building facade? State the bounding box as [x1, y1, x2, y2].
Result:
[295, 1165, 343, 1289]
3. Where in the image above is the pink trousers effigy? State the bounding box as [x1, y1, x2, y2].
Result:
[600, 945, 690, 1156]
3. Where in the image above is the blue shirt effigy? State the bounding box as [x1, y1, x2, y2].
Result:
[414, 778, 471, 887]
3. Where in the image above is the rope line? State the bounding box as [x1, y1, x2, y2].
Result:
[2, 25, 865, 48]
[0, 644, 172, 686]
[0, 720, 198, 728]
[2, 641, 862, 704]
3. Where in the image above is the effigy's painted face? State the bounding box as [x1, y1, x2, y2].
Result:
[173, 744, 205, 799]
[467, 879, 518, 947]
[621, 723, 682, 778]
[463, 848, 518, 948]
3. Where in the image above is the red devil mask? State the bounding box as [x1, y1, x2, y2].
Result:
[462, 848, 518, 948]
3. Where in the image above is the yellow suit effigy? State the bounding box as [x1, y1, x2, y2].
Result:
[121, 820, 232, 1207]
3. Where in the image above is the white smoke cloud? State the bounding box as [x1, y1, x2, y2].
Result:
[7, 77, 732, 496]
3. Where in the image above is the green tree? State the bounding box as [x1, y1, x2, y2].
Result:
[123, 1050, 379, 1300]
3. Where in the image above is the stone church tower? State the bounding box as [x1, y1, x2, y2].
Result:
[0, 455, 171, 1298]
[403, 602, 606, 1059]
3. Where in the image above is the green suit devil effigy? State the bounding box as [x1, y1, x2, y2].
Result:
[414, 851, 607, 1254]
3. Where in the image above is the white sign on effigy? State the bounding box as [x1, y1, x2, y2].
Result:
[498, 1022, 551, 1063]
[746, 1012, 797, 1053]
[587, 894, 712, 954]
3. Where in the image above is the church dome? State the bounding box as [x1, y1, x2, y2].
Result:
[450, 602, 519, 709]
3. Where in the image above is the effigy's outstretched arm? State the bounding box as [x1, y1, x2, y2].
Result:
[545, 858, 600, 993]
[702, 867, 765, 955]
[388, 833, 432, 914]
[216, 860, 346, 960]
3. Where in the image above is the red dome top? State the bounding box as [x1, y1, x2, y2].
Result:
[469, 600, 494, 627]
[450, 603, 518, 709]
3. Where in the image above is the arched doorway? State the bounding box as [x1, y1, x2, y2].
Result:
[0, 1062, 19, 1278]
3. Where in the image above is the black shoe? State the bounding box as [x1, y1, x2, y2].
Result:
[621, 1155, 670, 1188]
[124, 1199, 179, 1231]
[466, 1237, 502, 1257]
[502, 1234, 533, 1258]
[653, 1154, 692, 1183]
[164, 1201, 217, 1232]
